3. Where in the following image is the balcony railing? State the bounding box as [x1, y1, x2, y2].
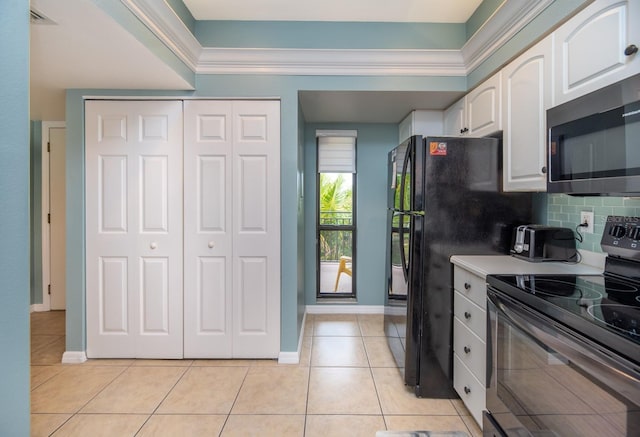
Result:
[319, 211, 352, 226]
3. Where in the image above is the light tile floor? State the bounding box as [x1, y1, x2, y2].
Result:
[30, 311, 482, 437]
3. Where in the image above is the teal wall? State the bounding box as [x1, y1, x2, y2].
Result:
[0, 1, 30, 435]
[31, 121, 43, 305]
[546, 194, 640, 253]
[304, 123, 397, 306]
[195, 21, 465, 49]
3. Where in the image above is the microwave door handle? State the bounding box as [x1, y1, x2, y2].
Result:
[493, 291, 640, 406]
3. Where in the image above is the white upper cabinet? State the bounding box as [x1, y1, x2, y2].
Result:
[553, 0, 640, 106]
[398, 110, 443, 143]
[443, 97, 466, 136]
[502, 35, 553, 192]
[466, 71, 502, 137]
[443, 72, 502, 137]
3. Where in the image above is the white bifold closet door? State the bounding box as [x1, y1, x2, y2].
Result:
[183, 100, 281, 358]
[85, 100, 183, 358]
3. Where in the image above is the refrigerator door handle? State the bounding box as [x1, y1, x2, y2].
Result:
[398, 213, 409, 282]
[390, 160, 397, 190]
[399, 143, 411, 211]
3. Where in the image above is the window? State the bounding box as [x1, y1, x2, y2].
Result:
[316, 131, 356, 298]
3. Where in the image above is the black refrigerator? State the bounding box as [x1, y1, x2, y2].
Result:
[384, 134, 532, 398]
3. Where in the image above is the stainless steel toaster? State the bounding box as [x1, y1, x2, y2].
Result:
[511, 225, 578, 262]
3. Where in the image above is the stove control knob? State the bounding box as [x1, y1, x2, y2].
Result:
[610, 224, 626, 238]
[629, 226, 640, 240]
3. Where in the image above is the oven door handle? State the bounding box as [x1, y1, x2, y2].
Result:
[489, 289, 640, 406]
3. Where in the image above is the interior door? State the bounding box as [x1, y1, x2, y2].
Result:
[85, 100, 183, 358]
[49, 126, 66, 310]
[183, 100, 234, 358]
[231, 100, 281, 358]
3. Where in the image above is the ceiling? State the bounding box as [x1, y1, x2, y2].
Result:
[29, 0, 482, 121]
[183, 0, 483, 23]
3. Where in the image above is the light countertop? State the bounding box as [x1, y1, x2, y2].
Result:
[450, 254, 604, 278]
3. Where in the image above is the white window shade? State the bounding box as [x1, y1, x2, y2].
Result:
[317, 132, 356, 173]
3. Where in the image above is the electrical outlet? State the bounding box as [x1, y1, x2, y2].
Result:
[580, 211, 594, 234]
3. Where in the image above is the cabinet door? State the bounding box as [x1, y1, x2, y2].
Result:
[443, 97, 466, 136]
[231, 101, 281, 358]
[183, 100, 234, 358]
[502, 36, 552, 191]
[86, 100, 184, 358]
[553, 0, 640, 105]
[466, 72, 501, 137]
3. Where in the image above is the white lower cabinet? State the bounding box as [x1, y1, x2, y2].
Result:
[86, 99, 281, 359]
[453, 265, 487, 428]
[453, 354, 485, 427]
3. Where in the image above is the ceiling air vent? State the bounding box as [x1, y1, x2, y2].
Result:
[30, 8, 56, 25]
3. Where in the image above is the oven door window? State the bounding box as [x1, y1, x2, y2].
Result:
[493, 299, 640, 436]
[549, 100, 640, 182]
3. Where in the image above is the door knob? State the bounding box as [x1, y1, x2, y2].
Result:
[464, 311, 471, 320]
[625, 44, 638, 56]
[208, 241, 215, 248]
[150, 242, 157, 249]
[464, 283, 471, 290]
[464, 386, 471, 394]
[464, 346, 471, 354]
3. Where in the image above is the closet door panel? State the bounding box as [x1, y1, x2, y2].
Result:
[232, 101, 281, 358]
[184, 100, 234, 358]
[86, 100, 183, 359]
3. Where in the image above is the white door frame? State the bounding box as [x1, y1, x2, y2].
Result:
[40, 121, 66, 312]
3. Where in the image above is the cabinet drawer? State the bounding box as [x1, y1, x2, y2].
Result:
[454, 290, 486, 341]
[454, 354, 485, 429]
[453, 266, 486, 308]
[453, 317, 486, 384]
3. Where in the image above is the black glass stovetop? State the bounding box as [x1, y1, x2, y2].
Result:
[487, 273, 640, 363]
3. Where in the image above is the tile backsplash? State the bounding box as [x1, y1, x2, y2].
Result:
[546, 194, 640, 252]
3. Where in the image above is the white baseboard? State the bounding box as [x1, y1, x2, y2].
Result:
[30, 304, 49, 313]
[277, 351, 300, 364]
[305, 305, 384, 314]
[62, 351, 87, 364]
[278, 312, 308, 364]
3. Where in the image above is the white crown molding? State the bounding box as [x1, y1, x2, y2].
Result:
[462, 0, 555, 73]
[125, 0, 550, 77]
[198, 47, 466, 76]
[121, 0, 202, 71]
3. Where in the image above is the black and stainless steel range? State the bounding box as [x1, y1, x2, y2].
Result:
[485, 215, 640, 436]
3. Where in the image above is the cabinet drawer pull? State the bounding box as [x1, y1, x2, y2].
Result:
[464, 282, 471, 290]
[464, 311, 471, 320]
[464, 386, 471, 394]
[541, 166, 547, 174]
[208, 241, 215, 248]
[625, 44, 638, 56]
[150, 242, 158, 250]
[464, 346, 471, 354]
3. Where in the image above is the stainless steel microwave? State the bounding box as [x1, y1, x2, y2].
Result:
[547, 73, 640, 195]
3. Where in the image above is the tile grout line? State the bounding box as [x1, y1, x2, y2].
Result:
[217, 364, 252, 436]
[131, 364, 191, 436]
